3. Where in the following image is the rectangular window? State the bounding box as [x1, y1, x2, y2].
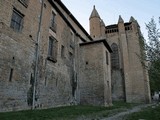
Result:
[106, 51, 109, 65]
[10, 8, 24, 32]
[50, 12, 57, 32]
[18, 0, 28, 7]
[48, 36, 58, 62]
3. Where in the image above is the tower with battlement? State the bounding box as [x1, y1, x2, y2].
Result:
[0, 0, 151, 112]
[89, 6, 151, 103]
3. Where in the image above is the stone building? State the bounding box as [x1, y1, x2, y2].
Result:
[89, 6, 151, 103]
[79, 40, 112, 106]
[0, 0, 150, 112]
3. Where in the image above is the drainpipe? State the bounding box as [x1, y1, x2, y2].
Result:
[32, 0, 44, 109]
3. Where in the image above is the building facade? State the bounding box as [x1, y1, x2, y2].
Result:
[0, 0, 150, 112]
[89, 6, 151, 103]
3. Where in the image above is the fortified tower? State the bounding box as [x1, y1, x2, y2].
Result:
[89, 6, 151, 103]
[89, 6, 105, 39]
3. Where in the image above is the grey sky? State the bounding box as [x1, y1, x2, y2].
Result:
[61, 0, 160, 39]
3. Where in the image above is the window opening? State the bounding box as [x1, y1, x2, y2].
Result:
[10, 8, 24, 32]
[48, 36, 58, 62]
[111, 43, 119, 69]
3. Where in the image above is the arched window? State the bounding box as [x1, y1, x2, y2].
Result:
[111, 43, 119, 69]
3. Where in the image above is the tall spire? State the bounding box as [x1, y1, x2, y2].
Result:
[118, 15, 124, 23]
[89, 5, 100, 19]
[129, 16, 136, 22]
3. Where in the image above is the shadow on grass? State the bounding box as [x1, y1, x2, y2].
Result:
[0, 101, 140, 120]
[124, 104, 160, 120]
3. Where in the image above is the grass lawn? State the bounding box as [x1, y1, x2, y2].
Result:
[0, 102, 139, 120]
[124, 104, 160, 120]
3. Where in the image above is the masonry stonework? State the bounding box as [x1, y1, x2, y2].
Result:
[89, 7, 151, 103]
[79, 40, 112, 106]
[0, 0, 150, 112]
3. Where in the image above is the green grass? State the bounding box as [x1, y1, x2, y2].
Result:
[0, 101, 139, 120]
[112, 101, 139, 109]
[124, 104, 160, 120]
[96, 101, 140, 118]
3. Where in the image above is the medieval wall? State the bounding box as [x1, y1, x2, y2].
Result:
[0, 0, 92, 112]
[0, 0, 151, 113]
[0, 0, 40, 112]
[89, 5, 151, 103]
[126, 23, 151, 103]
[79, 41, 112, 106]
[106, 31, 125, 101]
[105, 21, 151, 103]
[54, 1, 91, 42]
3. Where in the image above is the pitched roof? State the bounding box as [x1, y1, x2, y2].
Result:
[89, 5, 100, 19]
[48, 0, 93, 41]
[80, 39, 112, 53]
[129, 16, 136, 22]
[118, 15, 124, 23]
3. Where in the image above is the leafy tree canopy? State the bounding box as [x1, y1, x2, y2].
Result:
[145, 17, 160, 93]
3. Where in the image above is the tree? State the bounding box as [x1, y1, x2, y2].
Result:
[145, 17, 160, 93]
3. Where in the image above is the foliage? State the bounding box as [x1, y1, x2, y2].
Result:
[145, 17, 160, 93]
[146, 18, 160, 61]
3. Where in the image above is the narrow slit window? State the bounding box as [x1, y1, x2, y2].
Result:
[106, 51, 109, 65]
[61, 45, 65, 58]
[9, 68, 14, 82]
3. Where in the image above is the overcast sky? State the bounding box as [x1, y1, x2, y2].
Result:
[61, 0, 159, 40]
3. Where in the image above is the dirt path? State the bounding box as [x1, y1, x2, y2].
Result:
[101, 103, 154, 120]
